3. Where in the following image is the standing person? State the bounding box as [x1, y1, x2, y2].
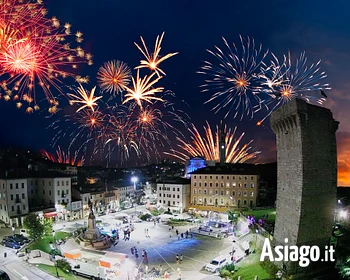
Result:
[176, 229, 179, 236]
[180, 254, 183, 262]
[176, 254, 179, 264]
[131, 247, 135, 255]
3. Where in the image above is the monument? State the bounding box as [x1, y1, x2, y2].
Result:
[270, 98, 338, 279]
[77, 200, 112, 249]
[84, 201, 101, 240]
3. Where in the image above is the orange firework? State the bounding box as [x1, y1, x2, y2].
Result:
[67, 84, 102, 112]
[97, 60, 131, 94]
[0, 0, 92, 112]
[165, 121, 260, 163]
[134, 32, 178, 76]
[123, 70, 164, 108]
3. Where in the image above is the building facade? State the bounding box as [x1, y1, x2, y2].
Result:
[189, 164, 259, 211]
[0, 178, 29, 226]
[156, 178, 191, 213]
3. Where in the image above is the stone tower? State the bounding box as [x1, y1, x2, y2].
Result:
[219, 122, 226, 166]
[270, 98, 338, 278]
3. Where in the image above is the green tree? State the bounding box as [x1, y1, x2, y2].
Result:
[23, 213, 44, 241]
[43, 218, 53, 236]
[339, 257, 350, 279]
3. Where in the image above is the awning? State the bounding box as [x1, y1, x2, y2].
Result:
[44, 212, 57, 218]
[64, 250, 81, 259]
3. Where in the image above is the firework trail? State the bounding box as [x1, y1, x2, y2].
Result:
[135, 32, 178, 76]
[256, 51, 330, 125]
[0, 0, 92, 113]
[40, 146, 85, 166]
[165, 121, 260, 163]
[97, 60, 131, 95]
[198, 36, 269, 120]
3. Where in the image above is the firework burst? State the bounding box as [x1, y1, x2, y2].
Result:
[165, 121, 260, 163]
[134, 32, 178, 76]
[67, 84, 102, 112]
[97, 60, 131, 95]
[0, 0, 92, 112]
[198, 36, 269, 120]
[256, 51, 330, 125]
[123, 70, 164, 108]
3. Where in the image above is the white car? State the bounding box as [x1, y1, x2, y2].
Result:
[205, 256, 229, 273]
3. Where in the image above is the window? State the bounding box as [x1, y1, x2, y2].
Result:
[57, 181, 60, 186]
[216, 176, 218, 180]
[233, 176, 235, 180]
[215, 190, 218, 195]
[42, 181, 45, 186]
[159, 200, 161, 203]
[21, 183, 24, 188]
[199, 182, 201, 187]
[177, 195, 180, 198]
[232, 191, 236, 196]
[221, 183, 224, 187]
[159, 187, 161, 190]
[31, 189, 33, 194]
[238, 183, 242, 188]
[209, 182, 212, 187]
[12, 206, 14, 211]
[220, 190, 224, 196]
[23, 204, 26, 210]
[57, 190, 60, 195]
[10, 195, 13, 200]
[58, 200, 60, 204]
[198, 189, 202, 194]
[209, 190, 213, 195]
[66, 181, 69, 186]
[204, 190, 207, 195]
[173, 195, 175, 198]
[226, 190, 229, 195]
[220, 199, 224, 204]
[194, 176, 196, 179]
[173, 188, 175, 191]
[199, 176, 202, 179]
[193, 189, 196, 194]
[227, 176, 229, 179]
[159, 193, 162, 197]
[215, 183, 218, 187]
[205, 176, 207, 179]
[244, 191, 247, 197]
[243, 200, 247, 206]
[22, 193, 25, 199]
[251, 183, 255, 188]
[244, 183, 247, 188]
[244, 176, 247, 180]
[49, 190, 51, 195]
[226, 183, 230, 187]
[43, 190, 45, 195]
[210, 176, 212, 179]
[16, 183, 18, 189]
[177, 188, 180, 192]
[204, 182, 207, 187]
[173, 201, 175, 205]
[49, 181, 51, 186]
[66, 190, 69, 194]
[10, 183, 13, 189]
[194, 182, 196, 187]
[251, 176, 254, 181]
[238, 191, 241, 196]
[233, 182, 236, 187]
[250, 191, 254, 197]
[239, 176, 242, 180]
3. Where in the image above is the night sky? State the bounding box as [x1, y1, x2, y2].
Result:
[1, 0, 350, 185]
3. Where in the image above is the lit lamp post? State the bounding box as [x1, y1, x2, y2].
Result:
[131, 177, 138, 216]
[254, 229, 259, 252]
[11, 226, 15, 236]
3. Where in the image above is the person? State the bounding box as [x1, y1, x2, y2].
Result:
[176, 254, 179, 264]
[172, 225, 174, 230]
[164, 271, 169, 279]
[176, 229, 179, 236]
[180, 254, 183, 262]
[131, 247, 134, 255]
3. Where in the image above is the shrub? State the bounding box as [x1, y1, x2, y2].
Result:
[56, 259, 71, 272]
[140, 213, 152, 221]
[261, 259, 279, 276]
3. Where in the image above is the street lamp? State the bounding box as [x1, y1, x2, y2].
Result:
[49, 239, 59, 278]
[11, 226, 15, 236]
[131, 177, 138, 216]
[52, 230, 56, 245]
[254, 229, 259, 252]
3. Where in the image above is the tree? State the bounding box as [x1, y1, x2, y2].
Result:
[23, 213, 44, 241]
[43, 218, 53, 236]
[339, 257, 350, 279]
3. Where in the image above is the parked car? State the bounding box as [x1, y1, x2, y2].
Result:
[1, 240, 21, 249]
[0, 269, 10, 280]
[14, 234, 30, 243]
[205, 256, 229, 273]
[3, 236, 24, 245]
